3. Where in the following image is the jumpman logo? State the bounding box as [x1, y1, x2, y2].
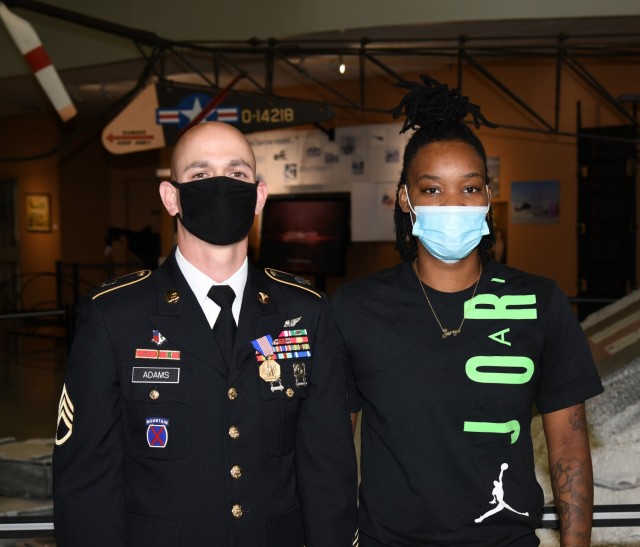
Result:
[475, 463, 529, 523]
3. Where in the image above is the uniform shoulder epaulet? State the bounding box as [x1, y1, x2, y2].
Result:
[264, 268, 321, 298]
[91, 269, 152, 300]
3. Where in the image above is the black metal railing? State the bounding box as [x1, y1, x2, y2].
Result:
[1, 505, 640, 539]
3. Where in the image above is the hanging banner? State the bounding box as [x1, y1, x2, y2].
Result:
[102, 82, 334, 155]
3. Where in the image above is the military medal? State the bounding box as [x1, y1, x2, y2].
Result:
[259, 359, 281, 382]
[252, 335, 281, 384]
[292, 362, 307, 387]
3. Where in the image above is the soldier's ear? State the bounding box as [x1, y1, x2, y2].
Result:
[255, 180, 268, 215]
[159, 181, 179, 216]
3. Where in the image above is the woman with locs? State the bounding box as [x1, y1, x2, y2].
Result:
[331, 75, 603, 546]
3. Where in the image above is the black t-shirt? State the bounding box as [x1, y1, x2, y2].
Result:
[331, 260, 603, 546]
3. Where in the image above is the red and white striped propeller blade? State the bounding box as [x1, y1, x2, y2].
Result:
[0, 1, 77, 121]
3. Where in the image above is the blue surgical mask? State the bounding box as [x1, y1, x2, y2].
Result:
[405, 186, 490, 263]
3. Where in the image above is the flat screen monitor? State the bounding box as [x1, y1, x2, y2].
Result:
[259, 193, 350, 276]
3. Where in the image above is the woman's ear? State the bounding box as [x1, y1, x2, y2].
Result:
[398, 184, 411, 214]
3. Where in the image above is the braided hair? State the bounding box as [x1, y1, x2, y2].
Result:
[392, 75, 497, 263]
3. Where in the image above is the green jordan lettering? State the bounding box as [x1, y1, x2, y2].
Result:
[466, 356, 534, 384]
[465, 294, 537, 320]
[464, 420, 521, 444]
[488, 328, 511, 346]
[462, 287, 539, 446]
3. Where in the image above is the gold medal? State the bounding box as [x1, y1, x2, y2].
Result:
[259, 358, 281, 382]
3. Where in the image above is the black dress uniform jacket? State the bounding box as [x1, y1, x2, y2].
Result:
[53, 250, 357, 547]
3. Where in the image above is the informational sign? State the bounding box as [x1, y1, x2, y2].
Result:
[102, 82, 334, 154]
[101, 84, 165, 154]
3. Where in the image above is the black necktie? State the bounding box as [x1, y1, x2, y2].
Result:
[207, 285, 237, 363]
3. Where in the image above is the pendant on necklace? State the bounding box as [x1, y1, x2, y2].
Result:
[412, 258, 482, 341]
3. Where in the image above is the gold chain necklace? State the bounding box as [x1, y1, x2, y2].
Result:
[412, 259, 482, 338]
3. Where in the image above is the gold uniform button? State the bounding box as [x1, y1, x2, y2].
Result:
[228, 387, 238, 400]
[230, 465, 242, 479]
[149, 389, 160, 400]
[286, 388, 294, 398]
[231, 504, 243, 518]
[228, 426, 240, 439]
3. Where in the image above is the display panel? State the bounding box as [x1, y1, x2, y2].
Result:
[259, 193, 350, 276]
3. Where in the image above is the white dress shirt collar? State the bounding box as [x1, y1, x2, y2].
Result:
[174, 246, 247, 327]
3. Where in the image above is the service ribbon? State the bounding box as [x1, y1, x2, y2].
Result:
[252, 335, 275, 360]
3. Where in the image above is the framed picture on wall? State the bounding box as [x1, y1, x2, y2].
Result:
[510, 180, 559, 224]
[25, 193, 51, 232]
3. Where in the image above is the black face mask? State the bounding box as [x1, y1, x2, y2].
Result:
[171, 176, 258, 246]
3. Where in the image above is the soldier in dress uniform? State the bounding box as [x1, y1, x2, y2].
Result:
[53, 121, 357, 547]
